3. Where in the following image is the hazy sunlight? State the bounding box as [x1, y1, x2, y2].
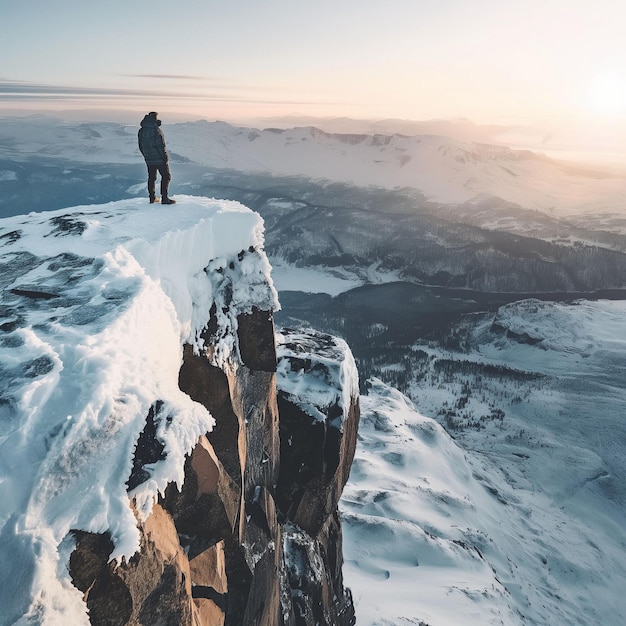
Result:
[587, 70, 626, 117]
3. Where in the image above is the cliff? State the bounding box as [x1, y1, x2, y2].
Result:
[0, 197, 358, 625]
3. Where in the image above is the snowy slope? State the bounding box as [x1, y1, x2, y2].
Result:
[471, 299, 626, 497]
[356, 298, 626, 625]
[2, 116, 625, 217]
[0, 197, 278, 623]
[342, 378, 626, 626]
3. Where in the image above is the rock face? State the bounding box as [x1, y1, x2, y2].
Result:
[276, 329, 360, 626]
[68, 311, 358, 625]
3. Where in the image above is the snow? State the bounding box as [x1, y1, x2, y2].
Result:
[469, 299, 626, 504]
[269, 259, 406, 297]
[160, 125, 626, 216]
[487, 297, 626, 356]
[342, 378, 626, 625]
[276, 328, 359, 429]
[348, 298, 626, 624]
[270, 259, 362, 296]
[0, 196, 278, 624]
[2, 116, 626, 217]
[0, 170, 17, 182]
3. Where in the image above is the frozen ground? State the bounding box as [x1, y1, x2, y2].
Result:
[270, 259, 362, 296]
[270, 258, 405, 296]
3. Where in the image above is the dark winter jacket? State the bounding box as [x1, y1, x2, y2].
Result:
[138, 115, 168, 165]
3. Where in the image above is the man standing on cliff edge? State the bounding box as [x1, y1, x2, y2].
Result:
[138, 111, 176, 204]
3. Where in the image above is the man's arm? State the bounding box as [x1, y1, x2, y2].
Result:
[157, 128, 168, 162]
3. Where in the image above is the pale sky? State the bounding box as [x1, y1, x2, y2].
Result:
[2, 0, 626, 133]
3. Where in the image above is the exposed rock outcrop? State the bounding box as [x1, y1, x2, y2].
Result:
[68, 312, 358, 625]
[276, 328, 359, 626]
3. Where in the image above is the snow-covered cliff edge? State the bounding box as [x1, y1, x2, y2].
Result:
[0, 197, 358, 625]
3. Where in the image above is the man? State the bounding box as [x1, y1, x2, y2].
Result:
[138, 111, 176, 204]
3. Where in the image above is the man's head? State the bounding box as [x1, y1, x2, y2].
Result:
[147, 111, 161, 126]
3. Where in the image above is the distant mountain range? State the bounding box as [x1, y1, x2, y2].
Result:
[2, 116, 625, 218]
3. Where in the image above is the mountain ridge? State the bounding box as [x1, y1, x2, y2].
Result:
[2, 116, 625, 218]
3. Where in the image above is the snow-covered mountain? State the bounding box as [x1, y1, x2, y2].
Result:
[342, 297, 626, 624]
[173, 123, 625, 216]
[2, 116, 625, 217]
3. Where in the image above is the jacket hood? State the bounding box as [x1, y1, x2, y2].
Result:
[140, 115, 160, 127]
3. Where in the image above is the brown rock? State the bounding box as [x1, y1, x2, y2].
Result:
[68, 310, 357, 626]
[193, 597, 225, 626]
[190, 542, 228, 626]
[189, 541, 227, 592]
[190, 435, 222, 497]
[69, 503, 196, 626]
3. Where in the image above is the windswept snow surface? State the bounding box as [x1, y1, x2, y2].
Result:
[471, 299, 626, 507]
[0, 196, 277, 624]
[342, 379, 626, 625]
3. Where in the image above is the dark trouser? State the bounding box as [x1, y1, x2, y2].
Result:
[147, 162, 171, 199]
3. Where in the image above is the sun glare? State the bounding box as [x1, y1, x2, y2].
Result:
[587, 70, 626, 117]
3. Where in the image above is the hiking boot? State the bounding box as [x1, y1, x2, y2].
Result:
[150, 197, 160, 204]
[162, 197, 176, 205]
